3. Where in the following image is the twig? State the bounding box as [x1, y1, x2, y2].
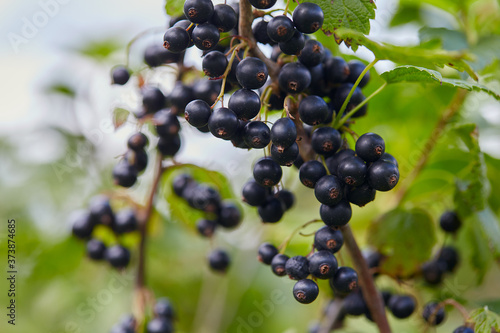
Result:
[319, 299, 344, 333]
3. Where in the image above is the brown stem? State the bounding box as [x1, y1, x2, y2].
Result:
[395, 89, 468, 204]
[341, 225, 392, 333]
[319, 299, 344, 333]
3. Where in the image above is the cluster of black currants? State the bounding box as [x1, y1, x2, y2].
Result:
[71, 195, 137, 269]
[171, 173, 242, 273]
[110, 298, 176, 333]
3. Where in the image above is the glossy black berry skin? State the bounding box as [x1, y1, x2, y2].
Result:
[231, 120, 250, 148]
[347, 60, 370, 88]
[309, 250, 338, 279]
[253, 20, 272, 45]
[253, 158, 283, 187]
[228, 88, 261, 121]
[147, 317, 173, 333]
[292, 2, 324, 34]
[184, 0, 214, 23]
[337, 156, 367, 187]
[243, 121, 270, 149]
[258, 197, 284, 223]
[346, 183, 376, 207]
[298, 40, 325, 68]
[217, 201, 242, 228]
[236, 57, 269, 89]
[193, 79, 220, 104]
[192, 23, 220, 51]
[325, 149, 356, 175]
[208, 107, 239, 140]
[437, 246, 459, 272]
[142, 86, 166, 114]
[314, 226, 344, 253]
[191, 185, 221, 212]
[279, 62, 311, 94]
[185, 99, 212, 128]
[128, 133, 148, 151]
[330, 266, 358, 294]
[279, 30, 305, 55]
[202, 51, 228, 78]
[333, 83, 367, 118]
[422, 302, 445, 326]
[388, 295, 416, 319]
[343, 291, 367, 316]
[154, 109, 181, 138]
[439, 211, 461, 233]
[314, 175, 343, 206]
[286, 256, 310, 280]
[320, 201, 352, 228]
[144, 44, 180, 67]
[169, 82, 195, 114]
[86, 239, 106, 260]
[276, 189, 295, 210]
[380, 152, 398, 167]
[210, 4, 237, 32]
[112, 66, 130, 85]
[163, 27, 190, 53]
[453, 326, 474, 333]
[249, 0, 277, 9]
[271, 142, 299, 166]
[258, 243, 279, 265]
[172, 174, 194, 197]
[270, 117, 297, 151]
[311, 127, 342, 156]
[271, 254, 289, 276]
[325, 56, 350, 84]
[115, 209, 138, 234]
[113, 161, 138, 187]
[267, 15, 295, 43]
[299, 160, 327, 188]
[157, 134, 181, 157]
[106, 245, 131, 268]
[208, 249, 230, 272]
[196, 219, 217, 237]
[367, 160, 399, 191]
[355, 133, 385, 162]
[421, 260, 445, 285]
[173, 20, 195, 48]
[298, 95, 329, 126]
[242, 180, 268, 206]
[293, 279, 319, 304]
[154, 298, 175, 319]
[125, 149, 148, 173]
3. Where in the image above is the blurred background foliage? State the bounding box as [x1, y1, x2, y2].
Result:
[0, 0, 499, 332]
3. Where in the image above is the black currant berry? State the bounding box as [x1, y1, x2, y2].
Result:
[242, 180, 268, 206]
[210, 4, 237, 32]
[185, 99, 212, 128]
[311, 127, 342, 155]
[228, 88, 261, 121]
[142, 86, 166, 114]
[258, 243, 278, 265]
[271, 254, 289, 276]
[453, 326, 474, 333]
[192, 23, 220, 51]
[218, 201, 242, 228]
[421, 260, 445, 285]
[208, 107, 239, 140]
[437, 246, 459, 272]
[314, 226, 344, 253]
[157, 134, 181, 157]
[276, 189, 295, 210]
[169, 82, 195, 114]
[343, 291, 367, 316]
[236, 57, 269, 89]
[172, 174, 194, 196]
[293, 279, 319, 304]
[258, 198, 284, 223]
[124, 149, 148, 173]
[86, 239, 106, 260]
[298, 40, 325, 68]
[325, 149, 356, 175]
[298, 95, 329, 126]
[271, 142, 299, 166]
[337, 156, 367, 186]
[71, 210, 94, 239]
[115, 209, 138, 234]
[270, 117, 297, 151]
[364, 251, 383, 275]
[286, 256, 310, 280]
[127, 133, 149, 151]
[325, 56, 350, 84]
[367, 160, 399, 191]
[388, 295, 416, 319]
[193, 79, 219, 104]
[309, 250, 338, 279]
[184, 0, 214, 24]
[154, 298, 175, 319]
[299, 160, 327, 188]
[267, 88, 287, 110]
[347, 60, 370, 88]
[320, 201, 352, 227]
[163, 27, 190, 53]
[278, 62, 311, 94]
[243, 121, 271, 149]
[113, 161, 138, 188]
[105, 245, 131, 268]
[154, 109, 181, 138]
[333, 83, 367, 118]
[231, 120, 250, 148]
[253, 158, 283, 187]
[422, 302, 445, 326]
[267, 15, 295, 43]
[193, 185, 221, 212]
[89, 195, 115, 226]
[355, 133, 385, 162]
[439, 211, 461, 233]
[253, 20, 272, 45]
[146, 317, 173, 333]
[208, 248, 230, 273]
[112, 66, 130, 85]
[196, 219, 217, 237]
[346, 183, 376, 207]
[144, 44, 180, 67]
[380, 152, 398, 167]
[314, 175, 344, 206]
[279, 30, 305, 55]
[202, 51, 228, 78]
[249, 0, 277, 9]
[292, 2, 324, 34]
[330, 266, 358, 294]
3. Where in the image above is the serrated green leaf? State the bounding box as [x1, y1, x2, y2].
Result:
[368, 208, 436, 276]
[463, 219, 492, 284]
[380, 66, 500, 100]
[469, 306, 500, 333]
[112, 108, 130, 130]
[419, 27, 468, 51]
[165, 0, 184, 17]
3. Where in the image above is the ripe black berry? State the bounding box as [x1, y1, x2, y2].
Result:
[286, 255, 310, 280]
[298, 40, 325, 67]
[271, 142, 299, 166]
[192, 23, 220, 51]
[325, 149, 356, 175]
[292, 2, 324, 34]
[314, 175, 344, 206]
[422, 302, 445, 325]
[421, 260, 445, 285]
[163, 27, 190, 53]
[380, 152, 398, 167]
[242, 180, 268, 206]
[333, 83, 367, 118]
[298, 95, 329, 126]
[185, 99, 212, 128]
[364, 251, 383, 275]
[173, 21, 195, 48]
[258, 243, 278, 265]
[208, 107, 239, 139]
[267, 15, 295, 43]
[249, 0, 277, 9]
[346, 183, 376, 207]
[112, 66, 130, 85]
[299, 160, 327, 188]
[276, 189, 295, 210]
[355, 133, 385, 162]
[105, 245, 131, 268]
[236, 57, 269, 89]
[127, 132, 148, 151]
[279, 30, 305, 55]
[231, 120, 250, 148]
[270, 117, 297, 151]
[154, 298, 175, 319]
[218, 201, 242, 228]
[113, 161, 138, 187]
[293, 279, 319, 304]
[202, 51, 228, 78]
[258, 197, 284, 223]
[309, 250, 338, 279]
[147, 317, 173, 333]
[228, 88, 261, 121]
[337, 156, 367, 186]
[437, 246, 459, 272]
[388, 295, 416, 319]
[191, 185, 221, 212]
[320, 201, 352, 227]
[86, 239, 106, 260]
[193, 79, 220, 104]
[210, 4, 237, 32]
[271, 254, 289, 276]
[243, 121, 271, 149]
[89, 195, 114, 226]
[142, 86, 166, 114]
[169, 82, 195, 114]
[253, 158, 283, 187]
[144, 44, 180, 67]
[253, 20, 272, 45]
[343, 291, 367, 316]
[439, 211, 461, 233]
[196, 219, 217, 237]
[154, 109, 180, 138]
[347, 60, 370, 88]
[311, 127, 342, 155]
[278, 62, 311, 94]
[453, 326, 474, 333]
[172, 174, 194, 196]
[314, 226, 344, 253]
[115, 209, 138, 234]
[125, 149, 148, 173]
[325, 56, 350, 84]
[367, 160, 399, 191]
[184, 0, 214, 24]
[208, 248, 230, 272]
[330, 266, 358, 294]
[157, 134, 181, 157]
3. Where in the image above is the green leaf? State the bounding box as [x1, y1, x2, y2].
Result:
[112, 108, 130, 130]
[72, 39, 122, 61]
[477, 208, 500, 261]
[165, 0, 184, 17]
[419, 27, 468, 51]
[389, 4, 422, 27]
[45, 83, 76, 98]
[469, 306, 500, 333]
[368, 208, 436, 276]
[380, 66, 500, 100]
[470, 35, 500, 72]
[462, 219, 492, 284]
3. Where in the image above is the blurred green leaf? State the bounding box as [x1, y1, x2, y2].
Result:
[390, 4, 422, 26]
[419, 27, 468, 51]
[469, 306, 500, 333]
[165, 0, 184, 18]
[477, 208, 500, 261]
[73, 39, 122, 61]
[112, 108, 130, 130]
[470, 35, 500, 72]
[45, 83, 76, 97]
